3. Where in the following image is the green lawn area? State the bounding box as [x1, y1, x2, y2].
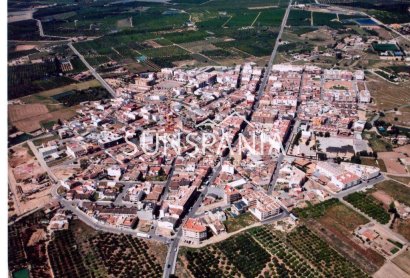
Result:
[223, 212, 257, 233]
[318, 201, 369, 232]
[375, 179, 410, 206]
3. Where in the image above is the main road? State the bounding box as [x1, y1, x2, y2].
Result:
[68, 43, 117, 97]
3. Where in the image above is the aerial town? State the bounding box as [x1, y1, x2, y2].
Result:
[7, 0, 410, 277]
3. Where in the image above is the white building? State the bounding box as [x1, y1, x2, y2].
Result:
[39, 145, 59, 158]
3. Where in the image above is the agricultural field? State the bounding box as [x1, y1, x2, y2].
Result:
[48, 220, 166, 278]
[292, 198, 340, 218]
[52, 87, 111, 107]
[366, 75, 410, 111]
[392, 250, 410, 275]
[9, 80, 101, 133]
[8, 61, 76, 99]
[8, 48, 39, 60]
[386, 175, 410, 186]
[374, 179, 410, 207]
[178, 224, 368, 277]
[293, 199, 385, 273]
[344, 192, 391, 224]
[287, 10, 312, 26]
[33, 0, 291, 70]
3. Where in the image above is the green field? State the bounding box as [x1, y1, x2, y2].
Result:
[372, 43, 400, 52]
[8, 61, 76, 99]
[179, 225, 368, 277]
[344, 192, 390, 224]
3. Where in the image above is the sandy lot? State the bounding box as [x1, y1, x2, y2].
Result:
[15, 44, 36, 51]
[9, 144, 52, 216]
[9, 103, 52, 133]
[367, 75, 410, 111]
[378, 151, 407, 175]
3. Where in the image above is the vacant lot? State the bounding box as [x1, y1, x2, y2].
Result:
[48, 220, 166, 278]
[377, 151, 407, 175]
[393, 250, 410, 275]
[374, 180, 410, 207]
[393, 219, 410, 242]
[223, 212, 257, 233]
[367, 75, 410, 111]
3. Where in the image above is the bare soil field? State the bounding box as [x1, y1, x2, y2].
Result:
[323, 80, 354, 91]
[145, 39, 163, 48]
[180, 41, 219, 53]
[374, 261, 410, 278]
[23, 79, 101, 99]
[303, 202, 385, 274]
[248, 5, 278, 10]
[10, 80, 87, 132]
[388, 175, 410, 186]
[393, 219, 410, 242]
[367, 75, 410, 111]
[9, 144, 52, 215]
[9, 103, 48, 122]
[378, 151, 407, 175]
[300, 29, 335, 46]
[52, 166, 81, 180]
[9, 103, 53, 132]
[371, 190, 393, 207]
[392, 250, 410, 275]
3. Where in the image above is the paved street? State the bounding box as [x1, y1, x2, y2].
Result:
[68, 43, 117, 97]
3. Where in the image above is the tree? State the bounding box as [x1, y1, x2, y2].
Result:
[389, 201, 396, 214]
[294, 131, 302, 146]
[350, 155, 361, 164]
